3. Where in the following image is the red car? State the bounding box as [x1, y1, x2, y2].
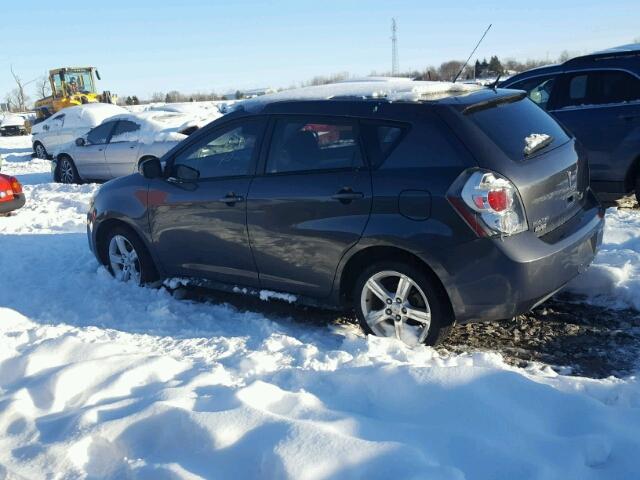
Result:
[0, 174, 25, 215]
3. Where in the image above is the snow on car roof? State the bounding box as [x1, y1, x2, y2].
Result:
[108, 111, 200, 144]
[0, 114, 26, 127]
[240, 79, 483, 112]
[47, 103, 128, 128]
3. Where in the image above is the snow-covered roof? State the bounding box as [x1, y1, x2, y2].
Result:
[109, 111, 199, 144]
[0, 114, 25, 127]
[240, 80, 483, 112]
[46, 103, 128, 129]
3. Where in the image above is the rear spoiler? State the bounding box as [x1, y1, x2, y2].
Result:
[462, 91, 526, 115]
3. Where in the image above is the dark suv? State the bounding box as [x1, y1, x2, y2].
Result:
[500, 43, 640, 203]
[88, 82, 604, 346]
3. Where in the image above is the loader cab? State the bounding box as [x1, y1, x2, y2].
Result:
[50, 68, 98, 99]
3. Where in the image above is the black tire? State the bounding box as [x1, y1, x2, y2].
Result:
[353, 261, 453, 346]
[34, 142, 48, 159]
[103, 226, 159, 286]
[55, 155, 81, 184]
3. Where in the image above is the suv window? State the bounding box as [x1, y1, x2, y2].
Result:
[173, 118, 265, 179]
[266, 118, 362, 174]
[110, 120, 141, 143]
[555, 70, 640, 109]
[509, 75, 556, 110]
[86, 121, 116, 145]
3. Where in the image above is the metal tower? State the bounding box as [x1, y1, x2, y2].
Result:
[391, 18, 399, 76]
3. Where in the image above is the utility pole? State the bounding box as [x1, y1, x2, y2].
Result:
[391, 18, 399, 76]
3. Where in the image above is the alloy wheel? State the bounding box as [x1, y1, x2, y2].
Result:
[59, 159, 75, 183]
[360, 270, 431, 346]
[35, 144, 47, 159]
[108, 235, 141, 284]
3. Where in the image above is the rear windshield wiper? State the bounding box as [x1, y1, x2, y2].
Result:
[462, 91, 526, 115]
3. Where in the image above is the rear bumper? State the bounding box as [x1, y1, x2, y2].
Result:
[0, 127, 26, 136]
[0, 194, 26, 214]
[428, 190, 605, 323]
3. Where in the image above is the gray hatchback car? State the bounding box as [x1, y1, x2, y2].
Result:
[87, 81, 604, 346]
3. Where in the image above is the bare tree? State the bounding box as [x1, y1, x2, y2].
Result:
[35, 76, 51, 99]
[8, 66, 30, 111]
[438, 61, 465, 82]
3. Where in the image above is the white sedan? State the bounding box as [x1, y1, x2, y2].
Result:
[31, 103, 127, 159]
[53, 111, 200, 183]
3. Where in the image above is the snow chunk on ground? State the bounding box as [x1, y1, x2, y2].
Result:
[259, 290, 297, 303]
[523, 133, 552, 155]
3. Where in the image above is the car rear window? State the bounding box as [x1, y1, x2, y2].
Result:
[469, 98, 570, 160]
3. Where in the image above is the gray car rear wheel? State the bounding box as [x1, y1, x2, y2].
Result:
[353, 261, 452, 346]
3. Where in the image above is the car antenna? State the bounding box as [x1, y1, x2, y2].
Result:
[492, 73, 502, 90]
[453, 24, 492, 83]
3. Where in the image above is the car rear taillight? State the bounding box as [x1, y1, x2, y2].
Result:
[448, 169, 528, 237]
[9, 176, 22, 195]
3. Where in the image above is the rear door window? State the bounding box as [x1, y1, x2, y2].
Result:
[555, 70, 640, 109]
[110, 120, 141, 143]
[266, 118, 362, 174]
[470, 98, 570, 160]
[360, 123, 406, 167]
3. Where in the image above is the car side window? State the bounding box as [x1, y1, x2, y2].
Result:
[172, 118, 265, 179]
[87, 121, 116, 145]
[360, 123, 406, 167]
[594, 70, 640, 104]
[555, 70, 640, 109]
[49, 114, 65, 129]
[509, 75, 556, 110]
[266, 118, 362, 174]
[110, 120, 141, 143]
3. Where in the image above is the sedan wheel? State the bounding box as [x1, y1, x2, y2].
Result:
[108, 234, 142, 285]
[34, 143, 47, 159]
[58, 157, 78, 184]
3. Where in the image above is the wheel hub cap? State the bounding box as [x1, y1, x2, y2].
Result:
[361, 270, 431, 346]
[108, 235, 141, 284]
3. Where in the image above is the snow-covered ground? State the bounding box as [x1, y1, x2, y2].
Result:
[1, 135, 639, 479]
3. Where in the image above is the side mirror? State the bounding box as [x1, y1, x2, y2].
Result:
[75, 137, 85, 147]
[174, 164, 200, 181]
[139, 157, 163, 179]
[96, 70, 101, 81]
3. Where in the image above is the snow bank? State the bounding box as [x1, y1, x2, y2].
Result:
[1, 136, 640, 479]
[566, 208, 640, 310]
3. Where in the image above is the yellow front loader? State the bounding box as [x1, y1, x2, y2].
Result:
[34, 67, 117, 120]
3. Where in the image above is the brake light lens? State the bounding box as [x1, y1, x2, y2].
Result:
[9, 176, 22, 195]
[448, 169, 528, 237]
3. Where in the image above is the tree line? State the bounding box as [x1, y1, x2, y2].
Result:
[0, 50, 583, 112]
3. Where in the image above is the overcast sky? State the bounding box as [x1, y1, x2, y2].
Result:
[1, 0, 638, 100]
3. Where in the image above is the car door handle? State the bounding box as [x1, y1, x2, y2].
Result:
[218, 193, 244, 206]
[332, 189, 364, 203]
